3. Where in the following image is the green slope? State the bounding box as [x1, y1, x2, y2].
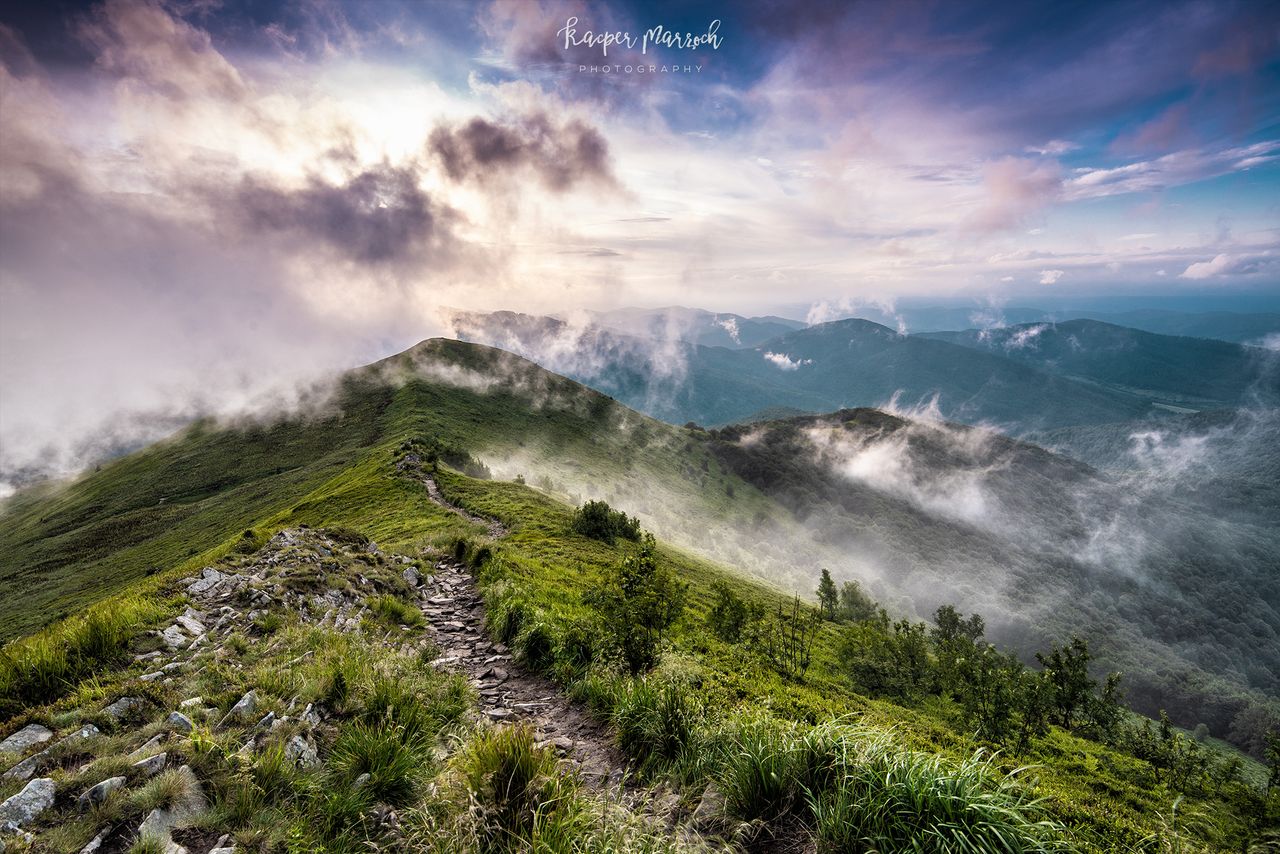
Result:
[1, 337, 1275, 850]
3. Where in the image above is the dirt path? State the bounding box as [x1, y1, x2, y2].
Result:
[413, 472, 630, 789]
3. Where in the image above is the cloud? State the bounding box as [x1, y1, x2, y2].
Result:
[715, 316, 741, 344]
[223, 165, 454, 265]
[1026, 140, 1079, 156]
[1066, 141, 1280, 199]
[1179, 252, 1273, 279]
[966, 157, 1062, 232]
[428, 111, 613, 190]
[763, 351, 812, 371]
[1038, 269, 1065, 285]
[77, 0, 248, 102]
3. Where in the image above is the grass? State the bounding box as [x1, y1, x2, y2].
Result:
[0, 594, 171, 716]
[366, 593, 424, 629]
[0, 339, 1272, 852]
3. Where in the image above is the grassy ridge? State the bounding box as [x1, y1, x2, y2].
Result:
[1, 339, 1273, 850]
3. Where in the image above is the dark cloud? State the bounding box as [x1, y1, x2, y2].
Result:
[227, 165, 452, 264]
[429, 111, 613, 190]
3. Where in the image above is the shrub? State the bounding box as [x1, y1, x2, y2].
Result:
[611, 678, 702, 772]
[707, 581, 751, 643]
[806, 744, 1063, 853]
[516, 621, 557, 673]
[718, 717, 801, 821]
[571, 500, 641, 545]
[586, 535, 687, 674]
[328, 721, 429, 807]
[746, 596, 821, 680]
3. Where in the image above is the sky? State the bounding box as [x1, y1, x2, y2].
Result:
[1, 0, 1279, 481]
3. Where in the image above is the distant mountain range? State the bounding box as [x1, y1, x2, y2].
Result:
[839, 305, 1280, 344]
[448, 310, 1277, 433]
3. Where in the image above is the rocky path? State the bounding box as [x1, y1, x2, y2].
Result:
[411, 471, 630, 788]
[415, 560, 627, 788]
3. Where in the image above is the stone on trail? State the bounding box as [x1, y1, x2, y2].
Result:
[0, 725, 53, 757]
[167, 712, 195, 734]
[0, 777, 56, 827]
[77, 776, 125, 811]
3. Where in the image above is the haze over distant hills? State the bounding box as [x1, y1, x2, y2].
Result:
[448, 308, 1277, 433]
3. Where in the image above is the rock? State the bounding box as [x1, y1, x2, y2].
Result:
[253, 712, 274, 731]
[78, 827, 110, 853]
[133, 651, 163, 662]
[179, 697, 204, 709]
[0, 777, 56, 826]
[551, 736, 574, 753]
[77, 775, 126, 811]
[402, 567, 421, 587]
[484, 708, 512, 720]
[163, 842, 188, 854]
[131, 752, 167, 777]
[0, 725, 52, 755]
[353, 773, 371, 790]
[217, 691, 257, 728]
[187, 568, 223, 595]
[284, 734, 319, 768]
[167, 712, 195, 734]
[140, 671, 165, 682]
[175, 615, 206, 636]
[135, 766, 204, 844]
[162, 662, 184, 674]
[160, 625, 188, 649]
[301, 704, 321, 727]
[691, 783, 725, 830]
[130, 734, 165, 758]
[103, 697, 143, 721]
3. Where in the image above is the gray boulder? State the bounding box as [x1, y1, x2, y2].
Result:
[103, 697, 143, 721]
[131, 752, 167, 777]
[77, 776, 126, 811]
[167, 712, 194, 734]
[217, 691, 257, 729]
[0, 777, 56, 827]
[0, 725, 52, 755]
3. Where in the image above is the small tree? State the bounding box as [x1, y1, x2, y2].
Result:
[838, 580, 877, 622]
[1036, 637, 1094, 728]
[958, 644, 1020, 744]
[816, 569, 839, 621]
[572, 500, 641, 545]
[707, 581, 750, 643]
[931, 605, 985, 695]
[1267, 729, 1280, 793]
[587, 534, 686, 674]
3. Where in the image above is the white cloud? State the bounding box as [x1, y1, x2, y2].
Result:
[1179, 253, 1273, 279]
[1039, 269, 1065, 285]
[1026, 140, 1080, 156]
[763, 351, 813, 371]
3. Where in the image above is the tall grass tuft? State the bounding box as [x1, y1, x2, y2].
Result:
[805, 736, 1065, 853]
[456, 724, 570, 852]
[0, 595, 168, 715]
[611, 678, 703, 774]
